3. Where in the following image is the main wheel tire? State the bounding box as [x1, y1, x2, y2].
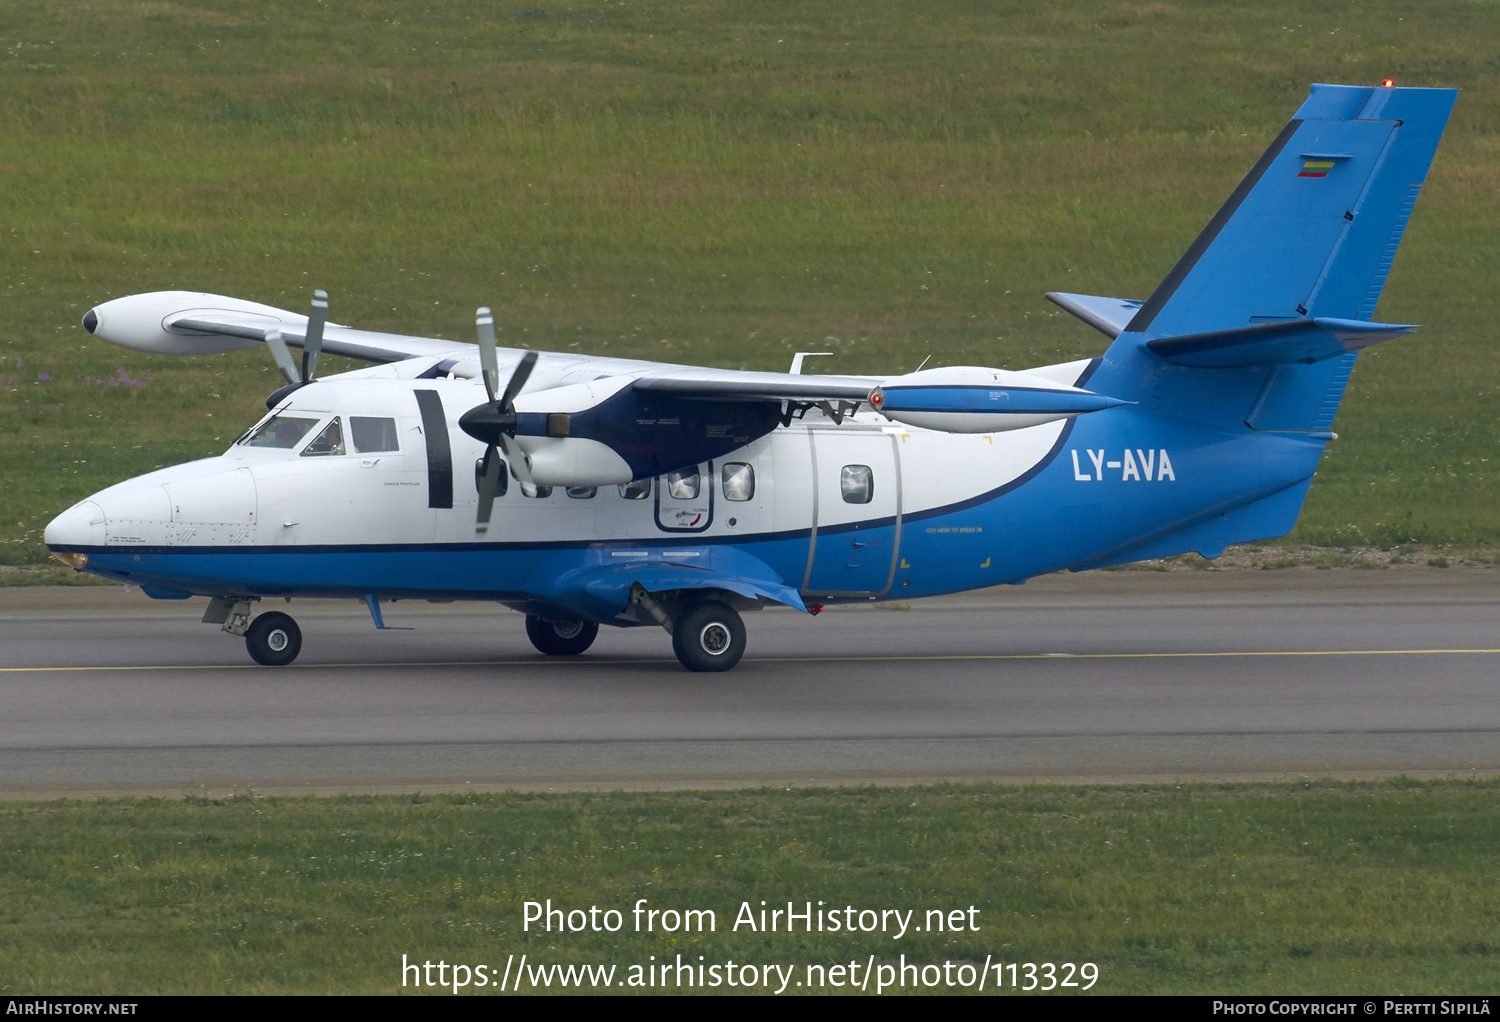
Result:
[245, 611, 302, 667]
[525, 615, 600, 656]
[671, 601, 746, 672]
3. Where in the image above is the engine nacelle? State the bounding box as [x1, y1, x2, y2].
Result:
[511, 436, 635, 486]
[501, 378, 782, 482]
[504, 378, 636, 485]
[871, 365, 1128, 433]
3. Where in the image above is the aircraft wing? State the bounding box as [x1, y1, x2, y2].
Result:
[83, 291, 479, 363]
[630, 368, 879, 402]
[85, 293, 882, 400]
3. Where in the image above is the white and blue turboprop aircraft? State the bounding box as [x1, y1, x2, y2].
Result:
[45, 83, 1455, 671]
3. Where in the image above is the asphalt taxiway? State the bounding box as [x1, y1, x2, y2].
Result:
[1, 568, 1496, 796]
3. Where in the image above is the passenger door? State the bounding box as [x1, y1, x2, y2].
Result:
[804, 430, 902, 596]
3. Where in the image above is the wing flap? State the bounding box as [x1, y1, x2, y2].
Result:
[171, 314, 473, 364]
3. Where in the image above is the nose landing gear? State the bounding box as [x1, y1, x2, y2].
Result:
[245, 611, 302, 666]
[205, 597, 304, 666]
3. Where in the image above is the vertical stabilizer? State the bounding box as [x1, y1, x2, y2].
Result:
[1121, 83, 1456, 338]
[1085, 84, 1455, 434]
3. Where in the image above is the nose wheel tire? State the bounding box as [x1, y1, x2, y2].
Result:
[672, 601, 746, 672]
[525, 615, 600, 656]
[246, 612, 302, 666]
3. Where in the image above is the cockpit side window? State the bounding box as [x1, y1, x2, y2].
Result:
[240, 415, 322, 450]
[351, 416, 400, 453]
[301, 416, 346, 457]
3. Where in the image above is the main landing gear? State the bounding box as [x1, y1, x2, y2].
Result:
[671, 601, 747, 672]
[525, 615, 600, 656]
[628, 585, 750, 672]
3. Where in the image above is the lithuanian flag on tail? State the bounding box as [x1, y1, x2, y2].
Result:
[1298, 160, 1335, 178]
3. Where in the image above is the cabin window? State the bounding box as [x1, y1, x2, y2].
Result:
[240, 415, 320, 449]
[619, 479, 651, 500]
[301, 417, 346, 457]
[474, 456, 508, 497]
[667, 467, 700, 500]
[722, 463, 755, 501]
[840, 464, 874, 504]
[566, 486, 597, 499]
[350, 416, 400, 453]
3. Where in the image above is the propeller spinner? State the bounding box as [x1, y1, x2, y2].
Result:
[458, 307, 540, 533]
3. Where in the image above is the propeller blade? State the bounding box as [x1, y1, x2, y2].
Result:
[475, 307, 499, 404]
[497, 433, 536, 493]
[264, 328, 301, 385]
[475, 444, 502, 533]
[302, 289, 327, 381]
[499, 350, 538, 412]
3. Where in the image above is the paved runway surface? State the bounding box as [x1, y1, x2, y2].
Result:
[1, 568, 1496, 796]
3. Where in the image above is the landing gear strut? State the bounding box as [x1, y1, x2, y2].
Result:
[672, 601, 746, 672]
[525, 615, 599, 656]
[245, 611, 302, 666]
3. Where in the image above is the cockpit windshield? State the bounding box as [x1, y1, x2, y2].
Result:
[240, 415, 322, 450]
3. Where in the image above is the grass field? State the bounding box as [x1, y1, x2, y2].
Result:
[3, 780, 1498, 995]
[2, 0, 1498, 563]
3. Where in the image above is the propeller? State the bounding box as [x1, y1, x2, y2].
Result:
[302, 288, 327, 382]
[265, 328, 301, 386]
[263, 289, 329, 406]
[458, 306, 540, 533]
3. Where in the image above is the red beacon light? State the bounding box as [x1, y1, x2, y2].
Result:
[1381, 78, 1395, 88]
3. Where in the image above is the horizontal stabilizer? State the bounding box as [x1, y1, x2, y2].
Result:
[1044, 292, 1144, 339]
[1145, 317, 1415, 368]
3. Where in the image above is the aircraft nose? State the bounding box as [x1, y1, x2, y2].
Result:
[82, 308, 99, 335]
[45, 500, 106, 551]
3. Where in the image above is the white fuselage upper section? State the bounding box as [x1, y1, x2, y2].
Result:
[45, 369, 1077, 552]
